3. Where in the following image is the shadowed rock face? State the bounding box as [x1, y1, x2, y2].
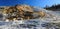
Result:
[0, 14, 3, 18]
[2, 4, 46, 21]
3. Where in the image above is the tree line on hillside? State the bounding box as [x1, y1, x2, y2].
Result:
[44, 4, 60, 11]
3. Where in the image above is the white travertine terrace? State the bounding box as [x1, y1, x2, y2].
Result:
[0, 5, 60, 29]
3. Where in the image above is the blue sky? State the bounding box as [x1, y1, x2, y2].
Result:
[0, 0, 60, 7]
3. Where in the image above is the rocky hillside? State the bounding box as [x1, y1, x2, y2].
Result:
[2, 4, 46, 21]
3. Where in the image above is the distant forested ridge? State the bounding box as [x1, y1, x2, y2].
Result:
[44, 4, 60, 11]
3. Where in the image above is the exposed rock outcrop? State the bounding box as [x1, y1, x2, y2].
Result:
[2, 4, 46, 21]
